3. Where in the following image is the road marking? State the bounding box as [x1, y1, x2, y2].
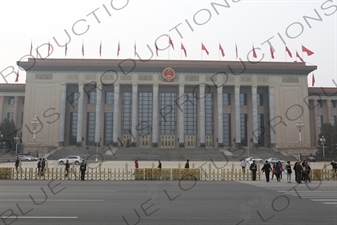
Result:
[311, 199, 337, 201]
[16, 216, 77, 219]
[322, 202, 337, 204]
[0, 199, 104, 202]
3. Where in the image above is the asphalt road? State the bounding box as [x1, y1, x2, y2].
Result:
[0, 180, 336, 225]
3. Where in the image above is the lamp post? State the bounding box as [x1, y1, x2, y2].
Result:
[31, 116, 39, 143]
[320, 136, 326, 158]
[295, 119, 304, 144]
[14, 135, 20, 155]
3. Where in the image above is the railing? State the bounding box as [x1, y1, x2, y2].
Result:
[1, 163, 336, 181]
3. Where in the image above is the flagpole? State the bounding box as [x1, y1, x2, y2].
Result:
[180, 42, 182, 60]
[285, 46, 286, 62]
[168, 47, 170, 60]
[201, 42, 202, 60]
[218, 43, 220, 61]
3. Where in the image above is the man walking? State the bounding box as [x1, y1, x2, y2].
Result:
[250, 160, 257, 181]
[185, 159, 190, 169]
[295, 160, 303, 184]
[37, 158, 42, 176]
[41, 158, 46, 176]
[65, 160, 70, 177]
[80, 160, 87, 180]
[261, 160, 272, 182]
[157, 160, 162, 169]
[15, 157, 20, 172]
[241, 158, 246, 174]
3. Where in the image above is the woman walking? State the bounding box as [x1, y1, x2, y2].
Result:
[285, 161, 292, 183]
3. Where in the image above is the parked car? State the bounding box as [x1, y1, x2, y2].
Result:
[17, 155, 38, 161]
[58, 156, 83, 165]
[245, 157, 264, 164]
[265, 158, 286, 164]
[305, 157, 316, 162]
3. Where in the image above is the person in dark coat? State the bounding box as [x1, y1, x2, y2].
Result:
[274, 162, 282, 182]
[250, 160, 257, 181]
[15, 157, 20, 172]
[41, 158, 46, 176]
[37, 158, 42, 176]
[134, 160, 139, 169]
[295, 160, 303, 184]
[185, 159, 189, 169]
[157, 160, 162, 169]
[271, 163, 276, 180]
[65, 160, 70, 177]
[293, 161, 298, 182]
[80, 160, 87, 180]
[261, 161, 272, 182]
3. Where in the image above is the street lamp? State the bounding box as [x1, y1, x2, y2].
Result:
[31, 116, 39, 143]
[320, 136, 326, 158]
[14, 135, 20, 155]
[295, 118, 304, 144]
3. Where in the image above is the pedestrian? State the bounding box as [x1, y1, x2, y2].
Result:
[278, 161, 283, 179]
[185, 159, 189, 169]
[250, 160, 257, 181]
[275, 162, 282, 182]
[134, 160, 139, 169]
[80, 160, 86, 180]
[331, 160, 337, 179]
[305, 162, 311, 183]
[261, 160, 272, 182]
[295, 160, 303, 184]
[37, 158, 42, 176]
[301, 160, 307, 181]
[241, 158, 246, 174]
[293, 161, 298, 182]
[41, 158, 46, 176]
[15, 157, 20, 172]
[285, 161, 292, 183]
[157, 160, 162, 169]
[271, 163, 276, 180]
[65, 160, 70, 177]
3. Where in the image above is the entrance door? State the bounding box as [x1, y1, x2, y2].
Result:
[122, 134, 131, 147]
[206, 135, 213, 148]
[185, 135, 196, 148]
[160, 135, 175, 148]
[139, 135, 151, 148]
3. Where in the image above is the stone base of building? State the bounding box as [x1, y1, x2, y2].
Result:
[179, 143, 185, 148]
[218, 143, 224, 148]
[235, 143, 241, 148]
[152, 143, 158, 148]
[276, 146, 316, 158]
[268, 143, 276, 148]
[253, 143, 260, 148]
[23, 143, 58, 157]
[76, 142, 82, 147]
[199, 143, 205, 148]
[58, 142, 64, 147]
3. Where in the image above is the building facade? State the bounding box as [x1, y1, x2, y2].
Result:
[0, 59, 335, 151]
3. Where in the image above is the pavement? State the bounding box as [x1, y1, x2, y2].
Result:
[0, 180, 336, 225]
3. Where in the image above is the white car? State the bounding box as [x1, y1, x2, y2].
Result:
[265, 158, 286, 164]
[245, 157, 264, 164]
[58, 156, 83, 165]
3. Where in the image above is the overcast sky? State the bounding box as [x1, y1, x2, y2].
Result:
[0, 0, 336, 87]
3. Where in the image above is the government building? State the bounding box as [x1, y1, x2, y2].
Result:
[0, 59, 336, 153]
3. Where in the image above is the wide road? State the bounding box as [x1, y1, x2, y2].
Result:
[0, 180, 336, 225]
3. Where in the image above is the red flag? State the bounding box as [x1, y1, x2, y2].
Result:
[15, 70, 19, 82]
[235, 43, 238, 59]
[82, 42, 84, 56]
[252, 45, 257, 58]
[169, 36, 174, 50]
[296, 51, 304, 62]
[285, 46, 292, 58]
[99, 41, 102, 57]
[134, 42, 136, 57]
[155, 43, 159, 56]
[30, 41, 32, 55]
[219, 43, 225, 57]
[65, 42, 68, 56]
[312, 73, 315, 86]
[302, 45, 314, 56]
[181, 43, 187, 57]
[48, 41, 51, 56]
[117, 41, 120, 56]
[201, 43, 209, 55]
[270, 46, 275, 59]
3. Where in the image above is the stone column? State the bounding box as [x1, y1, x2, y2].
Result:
[251, 85, 258, 147]
[113, 83, 120, 147]
[0, 96, 4, 121]
[131, 83, 138, 147]
[217, 87, 223, 148]
[13, 96, 20, 125]
[152, 84, 159, 147]
[199, 84, 205, 147]
[58, 84, 67, 146]
[95, 83, 102, 145]
[326, 99, 332, 124]
[268, 86, 275, 148]
[178, 84, 185, 147]
[234, 85, 241, 146]
[76, 83, 84, 146]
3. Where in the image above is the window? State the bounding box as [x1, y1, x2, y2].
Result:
[138, 92, 152, 135]
[87, 112, 96, 145]
[257, 94, 264, 106]
[7, 112, 14, 121]
[332, 116, 337, 125]
[69, 92, 80, 105]
[21, 113, 24, 125]
[105, 92, 114, 105]
[22, 97, 25, 104]
[159, 93, 176, 134]
[184, 93, 197, 134]
[88, 91, 96, 104]
[240, 114, 247, 145]
[69, 112, 78, 145]
[104, 112, 113, 145]
[331, 100, 336, 108]
[223, 113, 231, 146]
[240, 94, 247, 106]
[223, 93, 230, 106]
[8, 97, 14, 105]
[317, 115, 323, 128]
[122, 92, 132, 134]
[205, 93, 213, 134]
[317, 100, 323, 108]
